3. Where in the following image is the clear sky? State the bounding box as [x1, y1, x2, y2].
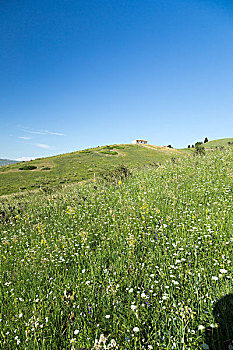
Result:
[1, 0, 233, 160]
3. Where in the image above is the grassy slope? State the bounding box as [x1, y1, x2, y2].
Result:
[0, 144, 185, 196]
[1, 138, 231, 196]
[180, 138, 233, 153]
[1, 148, 233, 349]
[203, 138, 233, 148]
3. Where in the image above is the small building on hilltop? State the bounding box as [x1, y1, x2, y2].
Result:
[132, 139, 148, 145]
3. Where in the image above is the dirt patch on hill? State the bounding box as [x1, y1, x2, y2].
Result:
[141, 144, 184, 154]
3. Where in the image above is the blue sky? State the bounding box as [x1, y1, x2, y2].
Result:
[1, 0, 233, 160]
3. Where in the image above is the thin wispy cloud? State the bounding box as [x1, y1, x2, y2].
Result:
[18, 136, 32, 140]
[16, 134, 53, 150]
[33, 143, 51, 149]
[18, 126, 65, 136]
[16, 156, 37, 161]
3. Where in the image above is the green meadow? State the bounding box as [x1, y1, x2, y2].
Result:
[203, 138, 233, 148]
[0, 146, 233, 349]
[0, 144, 185, 196]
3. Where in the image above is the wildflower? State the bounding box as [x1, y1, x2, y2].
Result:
[210, 323, 218, 328]
[212, 276, 218, 281]
[105, 315, 110, 319]
[99, 334, 106, 343]
[67, 206, 75, 215]
[198, 325, 205, 331]
[93, 334, 117, 349]
[141, 292, 146, 298]
[74, 329, 79, 335]
[133, 326, 139, 332]
[129, 288, 133, 293]
[110, 339, 117, 347]
[172, 280, 179, 285]
[220, 269, 227, 274]
[131, 304, 137, 311]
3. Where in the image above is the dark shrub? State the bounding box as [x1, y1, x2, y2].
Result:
[80, 150, 91, 153]
[114, 145, 124, 149]
[194, 145, 205, 155]
[100, 150, 118, 155]
[100, 165, 132, 183]
[19, 165, 37, 170]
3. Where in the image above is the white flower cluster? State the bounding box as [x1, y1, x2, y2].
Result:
[93, 334, 118, 349]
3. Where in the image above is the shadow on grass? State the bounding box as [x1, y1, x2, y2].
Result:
[205, 294, 233, 349]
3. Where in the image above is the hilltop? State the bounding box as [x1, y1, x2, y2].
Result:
[202, 137, 233, 148]
[1, 138, 232, 196]
[0, 143, 185, 196]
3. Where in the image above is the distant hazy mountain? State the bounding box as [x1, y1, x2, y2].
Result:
[0, 159, 18, 166]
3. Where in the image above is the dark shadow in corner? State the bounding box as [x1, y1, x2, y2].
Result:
[205, 294, 233, 350]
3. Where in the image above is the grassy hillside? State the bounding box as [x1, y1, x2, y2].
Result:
[0, 148, 232, 349]
[0, 159, 18, 166]
[0, 144, 185, 196]
[203, 138, 233, 148]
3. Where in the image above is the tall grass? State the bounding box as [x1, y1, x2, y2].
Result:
[0, 149, 233, 349]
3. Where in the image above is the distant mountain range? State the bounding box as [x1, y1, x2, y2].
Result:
[0, 159, 18, 166]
